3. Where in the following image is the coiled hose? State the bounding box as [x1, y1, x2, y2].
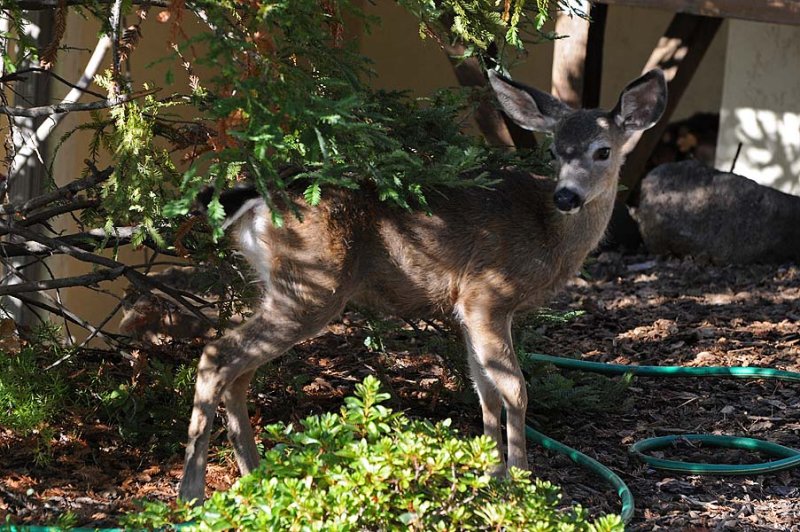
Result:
[523, 353, 800, 524]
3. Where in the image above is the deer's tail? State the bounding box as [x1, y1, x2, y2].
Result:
[195, 185, 262, 230]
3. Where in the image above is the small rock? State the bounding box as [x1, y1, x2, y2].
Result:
[627, 260, 658, 272]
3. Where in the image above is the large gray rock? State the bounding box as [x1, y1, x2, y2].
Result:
[634, 160, 800, 264]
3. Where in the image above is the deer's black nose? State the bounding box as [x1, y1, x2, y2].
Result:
[553, 188, 584, 213]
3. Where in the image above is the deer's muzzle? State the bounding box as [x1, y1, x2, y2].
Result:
[553, 187, 584, 214]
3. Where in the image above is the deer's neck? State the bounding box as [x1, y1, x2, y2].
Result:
[553, 183, 617, 263]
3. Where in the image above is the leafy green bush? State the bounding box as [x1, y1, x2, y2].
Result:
[0, 323, 197, 457]
[125, 376, 621, 531]
[0, 325, 69, 436]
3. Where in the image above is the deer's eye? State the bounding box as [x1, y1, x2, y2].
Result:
[548, 146, 557, 161]
[594, 147, 611, 161]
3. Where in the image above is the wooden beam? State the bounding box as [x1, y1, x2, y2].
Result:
[551, 2, 606, 109]
[551, 0, 592, 108]
[619, 13, 723, 203]
[595, 0, 800, 27]
[582, 3, 608, 109]
[443, 43, 537, 148]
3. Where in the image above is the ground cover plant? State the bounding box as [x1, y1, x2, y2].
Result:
[122, 376, 623, 531]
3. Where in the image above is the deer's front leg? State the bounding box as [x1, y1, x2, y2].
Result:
[464, 326, 504, 461]
[460, 306, 529, 471]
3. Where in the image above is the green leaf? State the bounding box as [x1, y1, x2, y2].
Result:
[303, 182, 322, 206]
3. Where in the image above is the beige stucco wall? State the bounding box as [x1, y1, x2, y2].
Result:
[715, 20, 800, 195]
[601, 7, 727, 120]
[44, 13, 201, 340]
[361, 4, 728, 120]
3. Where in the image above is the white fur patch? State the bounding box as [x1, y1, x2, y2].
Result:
[234, 202, 272, 290]
[222, 197, 264, 231]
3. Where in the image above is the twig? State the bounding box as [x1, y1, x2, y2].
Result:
[78, 249, 163, 348]
[0, 67, 106, 99]
[13, 292, 124, 351]
[0, 88, 158, 118]
[37, 253, 75, 344]
[19, 198, 99, 226]
[1, 253, 75, 341]
[0, 164, 112, 215]
[75, 298, 125, 352]
[0, 266, 126, 296]
[0, 225, 183, 258]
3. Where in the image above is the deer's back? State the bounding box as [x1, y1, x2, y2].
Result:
[235, 170, 593, 319]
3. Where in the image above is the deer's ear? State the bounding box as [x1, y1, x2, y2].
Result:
[612, 69, 667, 134]
[488, 70, 570, 133]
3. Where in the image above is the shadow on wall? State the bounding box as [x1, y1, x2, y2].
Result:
[717, 108, 800, 195]
[714, 20, 800, 196]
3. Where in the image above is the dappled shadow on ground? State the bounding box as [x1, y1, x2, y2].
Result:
[1, 254, 798, 530]
[530, 253, 799, 531]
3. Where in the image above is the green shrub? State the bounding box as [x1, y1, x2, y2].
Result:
[124, 376, 621, 531]
[0, 326, 69, 436]
[0, 322, 197, 457]
[514, 310, 633, 418]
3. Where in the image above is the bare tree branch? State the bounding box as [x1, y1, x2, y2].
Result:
[0, 165, 112, 215]
[0, 266, 125, 296]
[0, 220, 214, 327]
[0, 67, 106, 99]
[0, 88, 157, 118]
[18, 198, 99, 226]
[2, 251, 76, 339]
[13, 292, 126, 348]
[0, 225, 185, 257]
[7, 36, 111, 186]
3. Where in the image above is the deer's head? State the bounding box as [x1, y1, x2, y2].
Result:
[490, 69, 667, 214]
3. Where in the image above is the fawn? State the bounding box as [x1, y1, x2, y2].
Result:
[178, 68, 667, 502]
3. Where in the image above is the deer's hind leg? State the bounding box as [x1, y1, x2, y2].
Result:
[178, 290, 351, 503]
[222, 369, 259, 475]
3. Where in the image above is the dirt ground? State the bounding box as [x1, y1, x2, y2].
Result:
[1, 253, 798, 530]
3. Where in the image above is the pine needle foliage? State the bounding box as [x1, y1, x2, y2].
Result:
[4, 0, 575, 240]
[166, 0, 555, 235]
[522, 356, 634, 417]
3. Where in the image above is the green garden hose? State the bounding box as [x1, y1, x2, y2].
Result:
[523, 353, 800, 524]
